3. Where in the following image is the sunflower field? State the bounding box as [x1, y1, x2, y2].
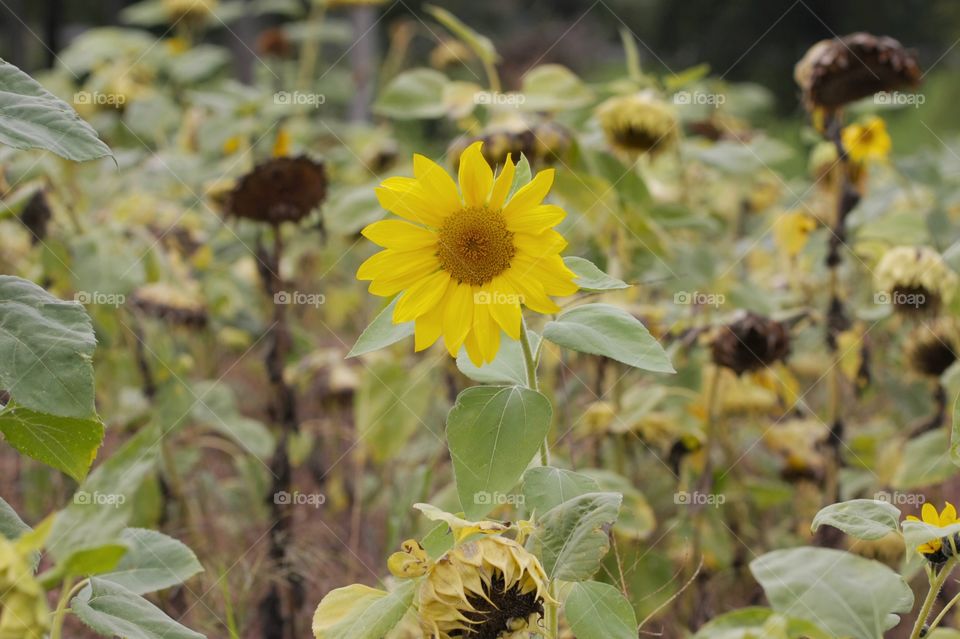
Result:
[4, 1, 960, 638]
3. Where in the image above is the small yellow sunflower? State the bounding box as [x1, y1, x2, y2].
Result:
[907, 502, 959, 557]
[841, 116, 891, 163]
[358, 141, 578, 365]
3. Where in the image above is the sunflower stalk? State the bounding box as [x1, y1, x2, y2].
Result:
[910, 558, 957, 639]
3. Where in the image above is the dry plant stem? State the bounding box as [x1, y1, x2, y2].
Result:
[259, 226, 303, 639]
[910, 559, 957, 639]
[690, 367, 721, 628]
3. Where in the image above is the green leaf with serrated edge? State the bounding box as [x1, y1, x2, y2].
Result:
[811, 499, 901, 540]
[99, 528, 203, 595]
[521, 466, 598, 514]
[750, 547, 913, 639]
[693, 607, 832, 639]
[48, 424, 159, 562]
[0, 406, 103, 481]
[373, 68, 448, 119]
[447, 386, 551, 519]
[565, 581, 636, 639]
[72, 578, 205, 639]
[543, 303, 674, 373]
[0, 496, 29, 540]
[529, 492, 621, 581]
[0, 275, 98, 418]
[0, 58, 112, 161]
[563, 257, 629, 292]
[312, 580, 416, 639]
[456, 332, 540, 385]
[348, 297, 413, 357]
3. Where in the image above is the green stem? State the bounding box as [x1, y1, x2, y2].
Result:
[50, 578, 88, 639]
[296, 2, 327, 92]
[519, 319, 549, 466]
[910, 559, 957, 639]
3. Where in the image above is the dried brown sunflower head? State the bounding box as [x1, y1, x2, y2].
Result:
[711, 312, 791, 375]
[225, 156, 327, 226]
[905, 319, 959, 377]
[130, 282, 208, 328]
[794, 32, 921, 111]
[874, 246, 958, 316]
[449, 120, 572, 172]
[18, 191, 51, 244]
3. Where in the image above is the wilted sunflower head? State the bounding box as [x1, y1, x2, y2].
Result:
[874, 246, 958, 316]
[794, 32, 921, 111]
[596, 91, 678, 157]
[225, 156, 327, 226]
[449, 120, 572, 171]
[130, 282, 208, 328]
[711, 312, 791, 376]
[419, 536, 550, 639]
[0, 536, 49, 639]
[905, 319, 959, 377]
[18, 191, 51, 245]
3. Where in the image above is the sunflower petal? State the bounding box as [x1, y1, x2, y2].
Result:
[506, 204, 566, 233]
[512, 255, 579, 297]
[394, 270, 451, 322]
[473, 298, 501, 364]
[503, 271, 560, 315]
[922, 502, 939, 526]
[362, 219, 437, 250]
[368, 258, 441, 296]
[502, 168, 554, 220]
[375, 185, 445, 227]
[415, 302, 445, 351]
[443, 282, 475, 356]
[943, 502, 958, 526]
[489, 154, 516, 210]
[463, 330, 484, 367]
[414, 154, 462, 215]
[458, 141, 494, 207]
[513, 229, 568, 257]
[487, 279, 522, 340]
[357, 249, 438, 281]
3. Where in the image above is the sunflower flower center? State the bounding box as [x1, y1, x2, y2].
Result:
[436, 206, 515, 286]
[451, 573, 543, 639]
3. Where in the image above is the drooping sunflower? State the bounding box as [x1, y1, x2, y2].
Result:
[595, 91, 678, 157]
[710, 312, 791, 376]
[358, 141, 578, 365]
[874, 246, 959, 315]
[906, 502, 960, 563]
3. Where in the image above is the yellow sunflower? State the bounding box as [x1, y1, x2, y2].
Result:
[907, 502, 959, 556]
[841, 116, 891, 163]
[358, 141, 578, 365]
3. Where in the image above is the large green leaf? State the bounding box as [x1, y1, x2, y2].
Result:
[0, 275, 98, 418]
[693, 607, 832, 639]
[39, 543, 128, 588]
[529, 492, 622, 581]
[542, 303, 674, 373]
[564, 581, 637, 639]
[0, 58, 111, 161]
[0, 406, 103, 482]
[373, 68, 448, 119]
[811, 499, 901, 541]
[72, 578, 205, 639]
[99, 528, 203, 595]
[447, 386, 551, 518]
[521, 466, 598, 514]
[348, 297, 413, 358]
[519, 64, 593, 111]
[750, 547, 913, 639]
[312, 581, 416, 639]
[48, 425, 159, 562]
